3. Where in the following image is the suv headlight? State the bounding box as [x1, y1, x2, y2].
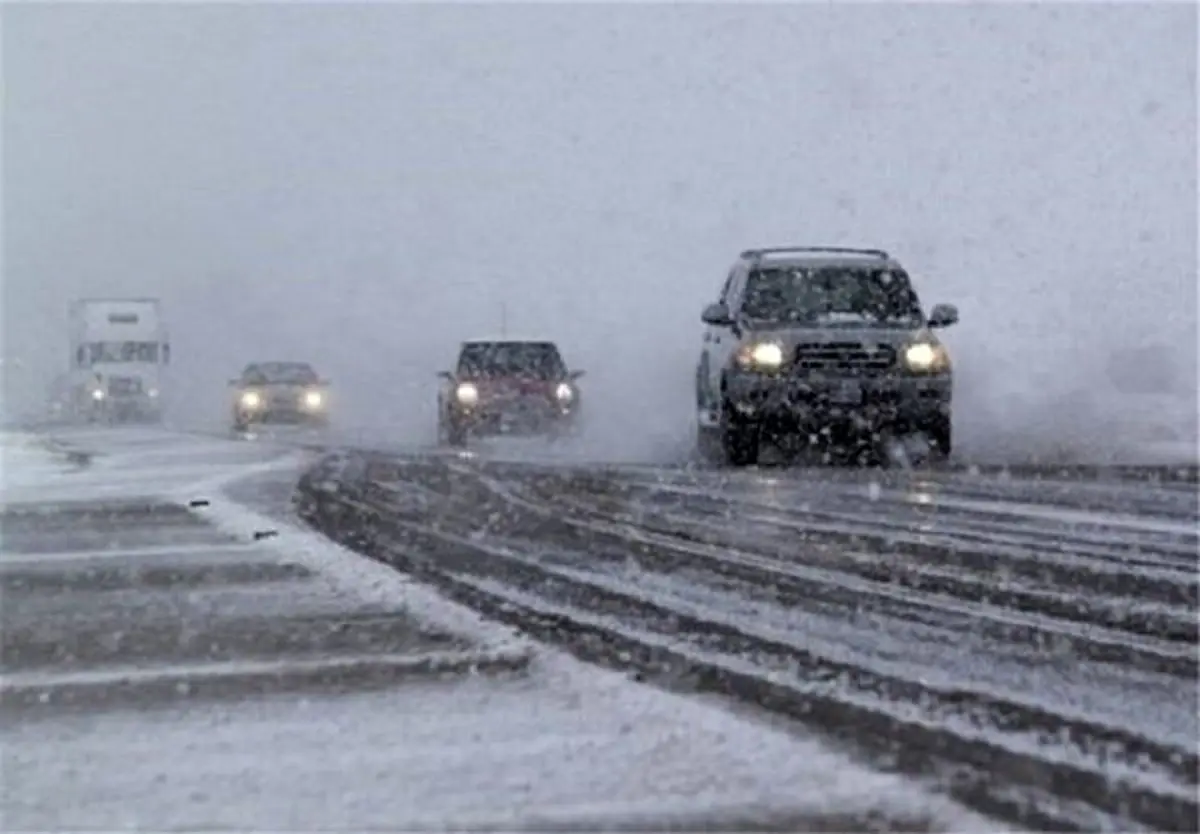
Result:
[555, 383, 574, 402]
[904, 342, 950, 373]
[304, 390, 324, 409]
[455, 383, 479, 405]
[735, 342, 785, 371]
[240, 391, 262, 408]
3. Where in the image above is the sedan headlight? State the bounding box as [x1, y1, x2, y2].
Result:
[303, 390, 324, 409]
[904, 342, 949, 372]
[455, 383, 479, 406]
[240, 391, 262, 409]
[736, 341, 785, 370]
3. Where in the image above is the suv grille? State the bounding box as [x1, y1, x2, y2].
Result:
[793, 342, 896, 374]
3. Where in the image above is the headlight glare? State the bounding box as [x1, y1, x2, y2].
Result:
[905, 342, 946, 371]
[304, 390, 324, 408]
[455, 383, 479, 405]
[555, 383, 574, 402]
[240, 391, 262, 408]
[737, 342, 785, 370]
[91, 389, 105, 401]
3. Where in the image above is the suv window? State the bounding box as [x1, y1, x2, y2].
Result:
[458, 342, 566, 379]
[740, 265, 923, 326]
[718, 268, 737, 305]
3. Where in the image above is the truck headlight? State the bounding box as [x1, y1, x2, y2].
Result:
[240, 391, 262, 409]
[736, 342, 785, 370]
[905, 342, 949, 372]
[455, 383, 479, 406]
[304, 390, 324, 409]
[555, 383, 574, 402]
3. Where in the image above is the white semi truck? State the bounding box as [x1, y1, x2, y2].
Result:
[63, 298, 170, 424]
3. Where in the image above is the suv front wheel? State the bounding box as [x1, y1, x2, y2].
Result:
[927, 415, 952, 460]
[719, 398, 760, 466]
[440, 415, 467, 447]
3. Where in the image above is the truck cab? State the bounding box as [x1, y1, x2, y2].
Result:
[67, 298, 170, 424]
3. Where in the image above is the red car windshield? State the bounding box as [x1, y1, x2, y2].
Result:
[457, 342, 565, 380]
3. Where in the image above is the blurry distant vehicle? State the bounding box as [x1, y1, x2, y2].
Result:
[437, 339, 584, 446]
[65, 298, 169, 424]
[229, 361, 330, 432]
[696, 246, 960, 466]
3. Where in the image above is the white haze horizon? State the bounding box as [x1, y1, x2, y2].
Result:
[3, 3, 1196, 464]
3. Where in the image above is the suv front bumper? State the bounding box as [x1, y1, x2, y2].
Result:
[449, 401, 577, 434]
[723, 370, 950, 432]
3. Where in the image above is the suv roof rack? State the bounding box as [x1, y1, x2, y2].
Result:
[740, 246, 890, 261]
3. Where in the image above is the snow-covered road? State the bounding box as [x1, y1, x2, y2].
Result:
[0, 427, 990, 831]
[298, 441, 1198, 831]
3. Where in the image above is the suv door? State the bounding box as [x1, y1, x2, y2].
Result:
[699, 265, 743, 420]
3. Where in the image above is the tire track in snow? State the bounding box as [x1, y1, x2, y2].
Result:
[295, 451, 1199, 832]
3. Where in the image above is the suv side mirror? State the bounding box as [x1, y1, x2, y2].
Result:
[227, 379, 240, 387]
[568, 370, 585, 381]
[702, 302, 734, 326]
[437, 371, 454, 381]
[927, 303, 959, 329]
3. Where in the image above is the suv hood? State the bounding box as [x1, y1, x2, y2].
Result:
[461, 375, 560, 394]
[742, 321, 937, 350]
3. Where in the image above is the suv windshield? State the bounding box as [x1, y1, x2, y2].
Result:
[742, 266, 923, 326]
[458, 342, 566, 379]
[246, 363, 319, 384]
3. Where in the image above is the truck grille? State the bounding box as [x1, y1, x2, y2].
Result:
[107, 376, 143, 395]
[793, 342, 896, 374]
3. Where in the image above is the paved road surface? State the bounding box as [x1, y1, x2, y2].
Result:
[296, 444, 1199, 831]
[2, 428, 988, 832]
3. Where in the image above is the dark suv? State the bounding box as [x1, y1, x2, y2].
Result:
[695, 247, 959, 465]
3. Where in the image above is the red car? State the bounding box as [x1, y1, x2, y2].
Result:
[438, 339, 584, 446]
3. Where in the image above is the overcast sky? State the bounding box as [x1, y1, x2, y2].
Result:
[3, 3, 1196, 460]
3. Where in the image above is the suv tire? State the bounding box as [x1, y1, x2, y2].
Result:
[721, 408, 760, 466]
[931, 420, 950, 460]
[927, 415, 952, 460]
[444, 419, 467, 447]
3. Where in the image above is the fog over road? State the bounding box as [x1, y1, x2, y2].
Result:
[2, 3, 1197, 831]
[4, 3, 1196, 463]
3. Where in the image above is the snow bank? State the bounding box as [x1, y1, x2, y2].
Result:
[179, 456, 531, 654]
[0, 430, 78, 495]
[3, 653, 997, 832]
[0, 427, 300, 505]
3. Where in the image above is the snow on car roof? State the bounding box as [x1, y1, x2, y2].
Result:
[460, 338, 559, 346]
[754, 252, 904, 269]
